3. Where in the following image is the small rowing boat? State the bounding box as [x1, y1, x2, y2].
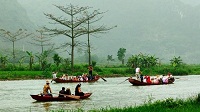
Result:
[128, 77, 175, 86]
[30, 93, 92, 101]
[51, 75, 101, 83]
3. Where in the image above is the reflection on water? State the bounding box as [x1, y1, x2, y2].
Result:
[0, 75, 200, 111]
[43, 102, 52, 111]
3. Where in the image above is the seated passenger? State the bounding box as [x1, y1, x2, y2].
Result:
[162, 76, 168, 83]
[144, 75, 151, 84]
[59, 87, 65, 97]
[65, 88, 71, 95]
[75, 83, 84, 96]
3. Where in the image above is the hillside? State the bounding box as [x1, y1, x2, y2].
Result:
[0, 0, 36, 55]
[1, 0, 200, 64]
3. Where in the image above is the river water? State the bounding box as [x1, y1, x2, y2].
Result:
[0, 75, 200, 112]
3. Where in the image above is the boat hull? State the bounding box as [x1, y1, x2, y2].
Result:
[30, 93, 92, 102]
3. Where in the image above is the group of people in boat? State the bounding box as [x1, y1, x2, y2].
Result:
[58, 73, 97, 81]
[42, 80, 85, 97]
[52, 65, 95, 81]
[58, 87, 71, 97]
[133, 67, 174, 84]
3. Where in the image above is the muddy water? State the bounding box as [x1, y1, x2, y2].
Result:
[0, 75, 200, 112]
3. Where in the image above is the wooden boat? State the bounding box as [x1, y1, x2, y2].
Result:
[30, 93, 92, 101]
[51, 75, 101, 83]
[128, 77, 175, 86]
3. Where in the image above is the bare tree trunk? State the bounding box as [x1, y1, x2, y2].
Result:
[12, 41, 15, 59]
[87, 19, 91, 65]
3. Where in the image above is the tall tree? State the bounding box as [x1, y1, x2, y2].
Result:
[117, 48, 126, 65]
[26, 51, 34, 70]
[83, 10, 116, 65]
[43, 4, 93, 71]
[30, 29, 54, 54]
[107, 55, 114, 65]
[0, 29, 31, 61]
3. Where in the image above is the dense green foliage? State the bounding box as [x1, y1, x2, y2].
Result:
[127, 53, 159, 68]
[1, 63, 200, 80]
[0, 50, 198, 80]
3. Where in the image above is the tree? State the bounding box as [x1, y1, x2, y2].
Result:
[36, 49, 54, 70]
[0, 55, 8, 69]
[82, 10, 116, 65]
[43, 4, 116, 73]
[107, 55, 114, 65]
[30, 29, 54, 54]
[0, 29, 32, 61]
[53, 53, 62, 67]
[43, 4, 92, 72]
[170, 56, 183, 67]
[117, 48, 126, 65]
[26, 51, 34, 70]
[127, 53, 159, 68]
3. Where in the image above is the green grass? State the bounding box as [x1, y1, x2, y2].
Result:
[0, 71, 47, 80]
[1, 64, 200, 80]
[50, 94, 200, 112]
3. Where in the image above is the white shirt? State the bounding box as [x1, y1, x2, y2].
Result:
[53, 73, 57, 79]
[135, 67, 140, 73]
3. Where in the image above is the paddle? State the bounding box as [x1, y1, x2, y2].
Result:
[64, 95, 80, 100]
[100, 77, 107, 82]
[51, 93, 80, 100]
[117, 78, 129, 85]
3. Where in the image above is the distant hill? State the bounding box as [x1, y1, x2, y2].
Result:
[0, 0, 36, 55]
[1, 0, 200, 64]
[0, 0, 35, 31]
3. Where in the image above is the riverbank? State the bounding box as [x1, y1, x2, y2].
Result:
[0, 64, 200, 80]
[51, 93, 200, 112]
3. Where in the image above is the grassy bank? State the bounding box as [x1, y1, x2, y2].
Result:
[50, 94, 200, 112]
[1, 64, 200, 80]
[0, 71, 50, 80]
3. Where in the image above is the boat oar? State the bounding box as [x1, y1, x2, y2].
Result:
[96, 73, 107, 82]
[100, 77, 107, 82]
[51, 93, 80, 100]
[65, 95, 80, 100]
[117, 78, 129, 85]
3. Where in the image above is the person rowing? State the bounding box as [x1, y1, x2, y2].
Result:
[43, 80, 52, 96]
[75, 83, 84, 96]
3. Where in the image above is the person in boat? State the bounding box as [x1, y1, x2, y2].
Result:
[61, 74, 66, 80]
[167, 72, 174, 83]
[140, 71, 144, 82]
[75, 83, 84, 96]
[144, 75, 151, 84]
[88, 65, 93, 80]
[52, 72, 57, 79]
[43, 80, 52, 96]
[65, 88, 71, 95]
[167, 72, 174, 79]
[135, 67, 141, 81]
[59, 87, 65, 97]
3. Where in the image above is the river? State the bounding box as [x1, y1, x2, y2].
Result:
[0, 75, 200, 112]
